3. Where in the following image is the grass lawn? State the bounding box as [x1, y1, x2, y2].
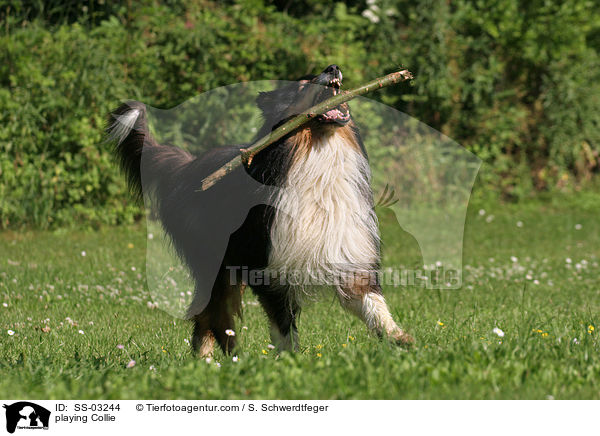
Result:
[1, 196, 599, 399]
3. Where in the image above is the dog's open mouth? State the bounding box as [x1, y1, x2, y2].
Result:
[317, 77, 350, 125]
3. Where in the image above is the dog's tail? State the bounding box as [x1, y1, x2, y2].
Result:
[106, 101, 193, 200]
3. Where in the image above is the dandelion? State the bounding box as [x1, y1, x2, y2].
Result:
[225, 329, 235, 337]
[127, 243, 134, 249]
[348, 335, 355, 341]
[541, 332, 548, 338]
[7, 330, 15, 336]
[315, 344, 323, 350]
[78, 330, 84, 335]
[588, 325, 595, 334]
[493, 327, 505, 337]
[261, 349, 268, 355]
[117, 344, 124, 349]
[81, 251, 86, 257]
[232, 356, 239, 363]
[437, 321, 444, 326]
[316, 353, 322, 358]
[342, 343, 347, 348]
[127, 360, 136, 368]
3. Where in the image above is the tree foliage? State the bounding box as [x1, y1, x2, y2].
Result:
[1, 0, 599, 227]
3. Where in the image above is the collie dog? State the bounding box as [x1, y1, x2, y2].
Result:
[108, 65, 414, 355]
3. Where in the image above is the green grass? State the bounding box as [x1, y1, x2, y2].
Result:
[1, 199, 599, 399]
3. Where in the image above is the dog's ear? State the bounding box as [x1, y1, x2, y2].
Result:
[256, 91, 275, 111]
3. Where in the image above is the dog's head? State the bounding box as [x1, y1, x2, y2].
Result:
[257, 64, 351, 128]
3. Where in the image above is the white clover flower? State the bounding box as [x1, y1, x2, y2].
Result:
[478, 209, 486, 216]
[573, 338, 580, 345]
[566, 258, 572, 264]
[575, 224, 582, 230]
[78, 330, 84, 335]
[232, 356, 239, 363]
[81, 251, 86, 257]
[267, 344, 275, 350]
[516, 221, 523, 227]
[510, 256, 518, 263]
[148, 233, 154, 240]
[127, 360, 136, 368]
[493, 327, 505, 338]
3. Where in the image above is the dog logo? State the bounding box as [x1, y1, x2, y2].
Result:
[3, 402, 50, 434]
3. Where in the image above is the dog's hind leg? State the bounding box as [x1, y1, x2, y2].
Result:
[210, 268, 243, 355]
[191, 267, 243, 356]
[255, 286, 301, 352]
[338, 274, 414, 347]
[191, 312, 215, 357]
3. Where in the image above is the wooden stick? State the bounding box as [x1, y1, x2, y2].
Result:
[198, 68, 413, 191]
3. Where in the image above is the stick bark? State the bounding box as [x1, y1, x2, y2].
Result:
[198, 69, 413, 191]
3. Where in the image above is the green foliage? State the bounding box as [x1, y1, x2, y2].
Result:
[0, 0, 599, 227]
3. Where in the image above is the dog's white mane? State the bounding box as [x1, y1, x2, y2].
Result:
[268, 129, 379, 300]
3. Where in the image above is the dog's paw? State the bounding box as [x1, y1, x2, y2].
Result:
[390, 330, 415, 348]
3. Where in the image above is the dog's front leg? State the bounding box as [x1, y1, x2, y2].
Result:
[255, 286, 301, 352]
[338, 276, 414, 347]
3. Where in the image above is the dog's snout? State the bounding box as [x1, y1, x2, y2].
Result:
[324, 64, 342, 80]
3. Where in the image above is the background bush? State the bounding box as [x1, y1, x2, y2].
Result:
[1, 0, 599, 228]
